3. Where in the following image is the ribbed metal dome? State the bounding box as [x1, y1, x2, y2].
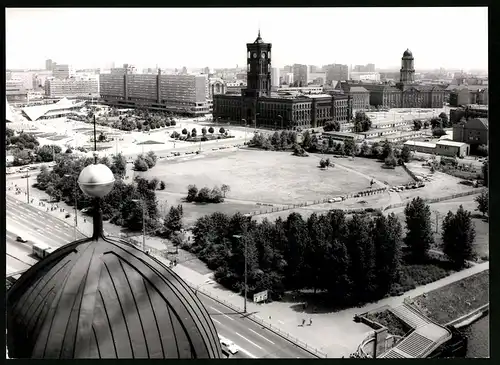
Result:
[403, 49, 413, 58]
[6, 234, 222, 359]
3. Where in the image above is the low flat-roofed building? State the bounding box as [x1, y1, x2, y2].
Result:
[404, 140, 436, 154]
[322, 131, 365, 141]
[435, 140, 469, 157]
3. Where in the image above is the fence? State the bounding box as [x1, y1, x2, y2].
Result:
[181, 278, 328, 358]
[383, 188, 485, 211]
[249, 187, 388, 216]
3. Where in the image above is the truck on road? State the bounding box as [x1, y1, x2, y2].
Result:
[32, 242, 57, 259]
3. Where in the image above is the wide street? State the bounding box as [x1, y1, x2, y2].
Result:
[5, 195, 315, 359]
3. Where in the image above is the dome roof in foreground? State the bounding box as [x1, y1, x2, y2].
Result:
[403, 49, 413, 58]
[7, 234, 222, 359]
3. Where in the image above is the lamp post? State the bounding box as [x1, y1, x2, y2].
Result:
[25, 172, 30, 204]
[233, 234, 247, 313]
[132, 199, 146, 251]
[254, 113, 260, 131]
[278, 115, 283, 130]
[65, 174, 78, 241]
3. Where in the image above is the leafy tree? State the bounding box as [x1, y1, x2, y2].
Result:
[432, 127, 447, 137]
[343, 139, 355, 156]
[36, 145, 58, 162]
[208, 126, 214, 134]
[171, 131, 180, 139]
[221, 184, 231, 197]
[171, 120, 176, 126]
[413, 120, 422, 131]
[293, 144, 307, 157]
[271, 131, 280, 147]
[187, 184, 198, 202]
[192, 128, 197, 137]
[430, 117, 442, 129]
[404, 197, 434, 261]
[148, 178, 159, 190]
[384, 155, 397, 168]
[439, 112, 450, 128]
[98, 132, 106, 142]
[442, 206, 476, 268]
[159, 180, 166, 190]
[335, 142, 345, 155]
[328, 137, 335, 149]
[475, 190, 488, 217]
[381, 140, 393, 160]
[323, 121, 340, 132]
[400, 145, 411, 163]
[302, 130, 312, 150]
[353, 111, 372, 132]
[482, 159, 488, 187]
[202, 127, 207, 136]
[319, 158, 327, 169]
[284, 213, 310, 289]
[134, 156, 148, 171]
[219, 127, 225, 134]
[360, 141, 370, 156]
[65, 148, 73, 154]
[196, 187, 211, 202]
[182, 128, 188, 135]
[346, 214, 376, 301]
[147, 151, 157, 166]
[163, 205, 184, 238]
[111, 153, 127, 178]
[209, 186, 224, 203]
[476, 144, 488, 157]
[372, 213, 402, 295]
[325, 158, 331, 169]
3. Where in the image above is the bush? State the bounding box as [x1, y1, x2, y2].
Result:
[159, 181, 166, 190]
[171, 121, 176, 126]
[201, 136, 208, 142]
[134, 157, 148, 171]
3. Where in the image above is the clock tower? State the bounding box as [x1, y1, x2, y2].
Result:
[243, 30, 272, 98]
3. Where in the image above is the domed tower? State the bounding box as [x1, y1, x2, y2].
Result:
[6, 163, 222, 359]
[399, 48, 415, 85]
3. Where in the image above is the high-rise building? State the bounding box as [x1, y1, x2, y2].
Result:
[292, 64, 308, 87]
[324, 64, 349, 84]
[45, 76, 99, 98]
[6, 79, 28, 102]
[99, 71, 209, 116]
[45, 59, 53, 71]
[285, 72, 294, 85]
[271, 67, 280, 88]
[53, 64, 75, 80]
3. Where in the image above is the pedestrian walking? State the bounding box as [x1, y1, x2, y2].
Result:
[301, 319, 305, 326]
[309, 318, 312, 326]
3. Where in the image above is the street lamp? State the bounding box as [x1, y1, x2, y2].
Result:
[233, 234, 247, 313]
[25, 171, 30, 204]
[132, 199, 146, 251]
[65, 174, 79, 241]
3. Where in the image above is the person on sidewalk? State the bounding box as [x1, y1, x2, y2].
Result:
[301, 319, 305, 326]
[309, 318, 312, 326]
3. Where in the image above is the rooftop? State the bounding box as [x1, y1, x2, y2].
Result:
[404, 140, 437, 148]
[21, 97, 85, 121]
[436, 140, 468, 147]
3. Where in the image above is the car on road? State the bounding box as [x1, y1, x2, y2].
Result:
[16, 236, 28, 243]
[65, 213, 71, 218]
[219, 338, 238, 355]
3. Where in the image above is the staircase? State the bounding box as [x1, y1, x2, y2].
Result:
[390, 304, 430, 328]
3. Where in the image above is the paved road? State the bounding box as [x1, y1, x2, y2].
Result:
[5, 196, 315, 359]
[198, 292, 314, 358]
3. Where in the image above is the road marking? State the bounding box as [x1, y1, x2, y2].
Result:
[248, 328, 275, 345]
[210, 306, 234, 321]
[212, 318, 222, 325]
[278, 320, 285, 325]
[235, 332, 263, 350]
[235, 346, 257, 359]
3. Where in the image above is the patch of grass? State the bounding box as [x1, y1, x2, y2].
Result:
[365, 310, 412, 337]
[411, 270, 489, 324]
[137, 140, 165, 145]
[140, 150, 371, 205]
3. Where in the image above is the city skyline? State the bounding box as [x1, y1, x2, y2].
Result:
[6, 7, 488, 72]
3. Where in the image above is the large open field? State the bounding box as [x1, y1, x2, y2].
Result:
[140, 150, 392, 205]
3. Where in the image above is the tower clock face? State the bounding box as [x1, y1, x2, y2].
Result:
[261, 52, 266, 59]
[253, 53, 258, 58]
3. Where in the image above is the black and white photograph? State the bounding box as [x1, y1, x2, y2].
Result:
[5, 6, 489, 359]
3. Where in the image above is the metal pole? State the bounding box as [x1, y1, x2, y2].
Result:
[142, 201, 146, 251]
[26, 173, 29, 204]
[244, 237, 248, 313]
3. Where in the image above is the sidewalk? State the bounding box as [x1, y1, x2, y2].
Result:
[6, 184, 490, 358]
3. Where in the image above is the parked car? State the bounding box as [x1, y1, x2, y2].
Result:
[16, 236, 28, 243]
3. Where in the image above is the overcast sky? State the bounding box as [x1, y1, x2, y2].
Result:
[6, 7, 488, 71]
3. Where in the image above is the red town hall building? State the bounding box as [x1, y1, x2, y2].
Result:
[213, 32, 353, 129]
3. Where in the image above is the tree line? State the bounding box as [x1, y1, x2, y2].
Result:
[186, 196, 478, 306]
